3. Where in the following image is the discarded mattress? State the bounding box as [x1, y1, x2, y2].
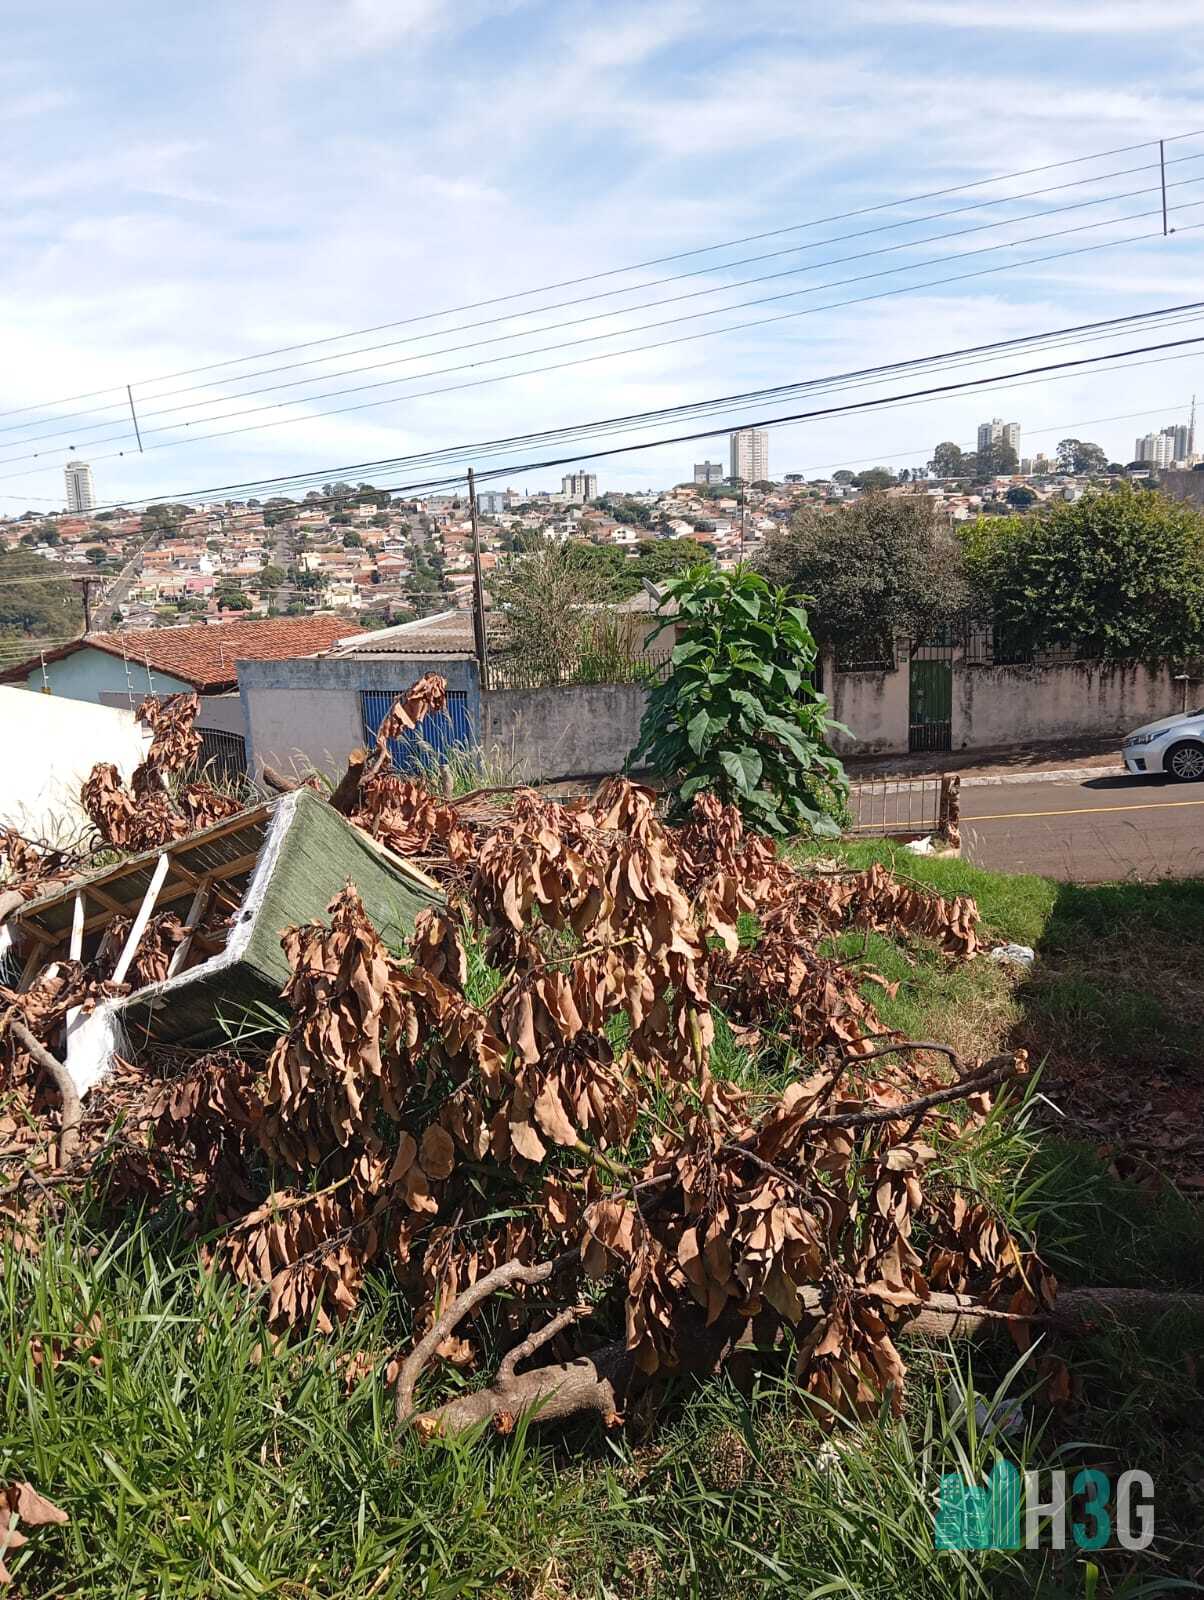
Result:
[10, 786, 443, 1093]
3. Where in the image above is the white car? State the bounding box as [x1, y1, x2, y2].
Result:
[1121, 708, 1204, 779]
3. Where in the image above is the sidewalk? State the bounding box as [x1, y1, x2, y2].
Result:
[844, 736, 1124, 787]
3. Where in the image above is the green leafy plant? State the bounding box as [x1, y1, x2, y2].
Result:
[961, 483, 1204, 659]
[632, 565, 847, 836]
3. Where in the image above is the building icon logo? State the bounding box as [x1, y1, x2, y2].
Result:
[935, 1459, 1021, 1550]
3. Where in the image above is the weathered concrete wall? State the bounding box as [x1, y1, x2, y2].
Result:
[98, 689, 247, 737]
[238, 655, 482, 779]
[953, 659, 1182, 748]
[483, 683, 648, 781]
[1161, 469, 1204, 509]
[825, 648, 911, 757]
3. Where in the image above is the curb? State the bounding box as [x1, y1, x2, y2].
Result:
[959, 763, 1126, 788]
[848, 764, 1126, 793]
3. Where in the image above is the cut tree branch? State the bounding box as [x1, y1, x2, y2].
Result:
[7, 1021, 81, 1166]
[799, 1052, 1023, 1134]
[405, 1283, 1204, 1439]
[394, 1248, 578, 1427]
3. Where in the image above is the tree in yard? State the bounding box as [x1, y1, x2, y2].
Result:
[962, 483, 1204, 659]
[832, 469, 855, 485]
[256, 564, 287, 591]
[758, 493, 970, 660]
[490, 540, 633, 679]
[217, 590, 253, 611]
[632, 537, 712, 585]
[633, 566, 846, 837]
[975, 440, 1018, 478]
[1055, 438, 1108, 475]
[1004, 486, 1036, 509]
[929, 442, 965, 477]
[852, 467, 893, 490]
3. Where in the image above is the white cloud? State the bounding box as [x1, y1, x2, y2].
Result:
[847, 0, 1203, 32]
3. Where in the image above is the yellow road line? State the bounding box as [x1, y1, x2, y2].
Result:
[963, 798, 1204, 822]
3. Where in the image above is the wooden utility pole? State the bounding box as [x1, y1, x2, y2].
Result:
[467, 467, 490, 685]
[73, 574, 98, 633]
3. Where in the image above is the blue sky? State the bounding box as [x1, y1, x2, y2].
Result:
[5, 0, 1204, 508]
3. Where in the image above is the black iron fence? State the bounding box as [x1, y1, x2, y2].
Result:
[485, 649, 673, 692]
[195, 726, 248, 781]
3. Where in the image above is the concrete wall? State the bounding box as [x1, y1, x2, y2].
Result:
[953, 659, 1183, 749]
[825, 646, 911, 757]
[0, 686, 150, 836]
[238, 654, 481, 779]
[483, 682, 648, 781]
[17, 647, 191, 702]
[97, 688, 246, 737]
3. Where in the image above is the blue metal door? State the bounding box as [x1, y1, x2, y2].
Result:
[360, 688, 472, 773]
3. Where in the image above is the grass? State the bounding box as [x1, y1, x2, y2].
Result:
[5, 843, 1204, 1594]
[0, 1217, 1098, 1599]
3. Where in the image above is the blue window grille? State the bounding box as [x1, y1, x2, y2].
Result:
[360, 688, 472, 773]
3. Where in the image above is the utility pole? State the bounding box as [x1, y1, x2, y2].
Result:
[467, 467, 490, 686]
[73, 574, 98, 633]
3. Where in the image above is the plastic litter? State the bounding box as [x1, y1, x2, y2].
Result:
[990, 943, 1035, 968]
[904, 835, 936, 856]
[974, 1396, 1026, 1437]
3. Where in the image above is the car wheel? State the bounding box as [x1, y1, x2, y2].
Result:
[1165, 741, 1204, 781]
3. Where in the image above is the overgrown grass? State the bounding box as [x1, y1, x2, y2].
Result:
[5, 845, 1204, 1593]
[2, 1215, 1117, 1599]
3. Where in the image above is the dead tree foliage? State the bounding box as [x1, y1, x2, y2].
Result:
[0, 675, 1110, 1439]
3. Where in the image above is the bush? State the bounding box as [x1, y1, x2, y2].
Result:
[632, 566, 846, 836]
[962, 483, 1204, 658]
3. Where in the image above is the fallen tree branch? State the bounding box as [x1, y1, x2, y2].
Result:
[394, 1248, 578, 1426]
[260, 765, 303, 795]
[799, 1052, 1023, 1134]
[497, 1304, 590, 1382]
[329, 751, 368, 816]
[405, 1283, 1204, 1438]
[7, 1021, 80, 1167]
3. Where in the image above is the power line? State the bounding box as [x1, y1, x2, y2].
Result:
[9, 163, 1203, 464]
[2, 126, 1202, 429]
[42, 328, 1204, 525]
[7, 148, 1202, 447]
[6, 209, 1203, 489]
[8, 296, 1204, 515]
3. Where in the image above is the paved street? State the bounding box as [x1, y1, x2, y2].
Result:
[960, 772, 1204, 881]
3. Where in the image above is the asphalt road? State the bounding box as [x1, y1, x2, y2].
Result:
[960, 772, 1204, 881]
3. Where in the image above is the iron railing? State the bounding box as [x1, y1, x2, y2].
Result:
[195, 726, 248, 780]
[485, 649, 673, 692]
[846, 776, 943, 837]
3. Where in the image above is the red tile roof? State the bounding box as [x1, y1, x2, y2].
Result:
[0, 615, 351, 692]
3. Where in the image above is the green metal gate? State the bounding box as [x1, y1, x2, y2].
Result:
[909, 634, 953, 752]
